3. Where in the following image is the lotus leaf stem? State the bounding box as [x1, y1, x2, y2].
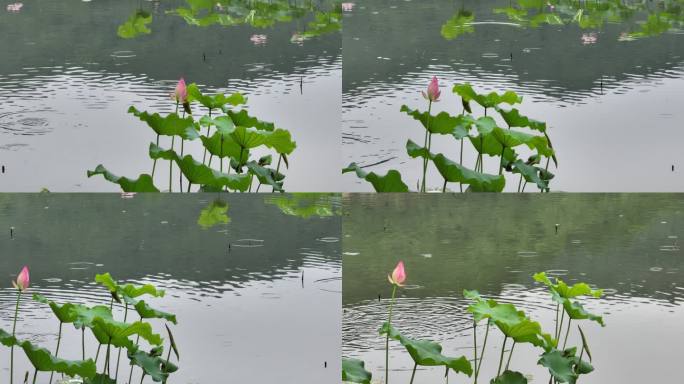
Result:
[10, 290, 22, 384]
[385, 284, 397, 384]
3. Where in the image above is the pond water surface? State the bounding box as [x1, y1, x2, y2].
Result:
[342, 0, 684, 192]
[0, 193, 341, 383]
[0, 0, 341, 192]
[343, 194, 684, 383]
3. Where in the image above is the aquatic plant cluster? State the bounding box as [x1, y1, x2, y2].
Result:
[2, 268, 179, 384]
[345, 78, 556, 192]
[342, 263, 605, 384]
[88, 79, 297, 193]
[441, 0, 684, 41]
[118, 0, 343, 41]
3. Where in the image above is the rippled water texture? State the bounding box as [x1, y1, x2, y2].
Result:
[343, 194, 684, 383]
[0, 0, 341, 192]
[0, 193, 341, 383]
[342, 0, 684, 191]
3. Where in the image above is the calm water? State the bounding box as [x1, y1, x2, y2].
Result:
[0, 193, 341, 383]
[342, 194, 684, 383]
[342, 0, 684, 192]
[0, 0, 341, 192]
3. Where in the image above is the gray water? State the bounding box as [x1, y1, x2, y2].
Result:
[342, 194, 684, 383]
[0, 193, 341, 383]
[0, 0, 341, 192]
[342, 0, 684, 192]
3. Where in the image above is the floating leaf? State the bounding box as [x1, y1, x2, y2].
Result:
[87, 165, 159, 192]
[342, 358, 372, 384]
[342, 163, 409, 192]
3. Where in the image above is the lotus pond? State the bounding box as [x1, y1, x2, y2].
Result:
[0, 193, 341, 383]
[342, 0, 684, 192]
[0, 0, 341, 192]
[342, 193, 684, 383]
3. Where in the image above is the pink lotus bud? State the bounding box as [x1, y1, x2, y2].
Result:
[387, 261, 406, 286]
[421, 76, 441, 102]
[174, 78, 187, 103]
[12, 266, 29, 292]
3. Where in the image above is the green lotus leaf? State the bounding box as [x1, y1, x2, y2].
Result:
[264, 129, 297, 155]
[533, 273, 603, 299]
[400, 105, 472, 135]
[21, 341, 96, 378]
[406, 139, 432, 159]
[199, 115, 236, 135]
[342, 163, 409, 192]
[562, 300, 605, 326]
[453, 84, 522, 109]
[200, 132, 247, 161]
[529, 13, 564, 27]
[538, 349, 578, 383]
[198, 200, 230, 229]
[134, 300, 177, 324]
[91, 318, 162, 347]
[149, 143, 178, 161]
[83, 373, 117, 384]
[230, 126, 269, 149]
[0, 328, 18, 347]
[87, 166, 159, 192]
[187, 83, 246, 110]
[432, 154, 505, 192]
[128, 107, 198, 138]
[175, 154, 251, 191]
[342, 358, 372, 384]
[469, 134, 517, 161]
[508, 159, 549, 191]
[493, 7, 529, 24]
[463, 289, 482, 301]
[495, 108, 547, 133]
[379, 323, 472, 376]
[441, 10, 475, 40]
[226, 110, 275, 132]
[127, 348, 172, 382]
[117, 10, 152, 39]
[491, 127, 554, 158]
[490, 370, 528, 384]
[95, 273, 164, 300]
[33, 294, 79, 324]
[71, 305, 113, 330]
[244, 161, 284, 192]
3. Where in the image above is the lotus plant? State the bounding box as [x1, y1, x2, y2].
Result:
[10, 266, 29, 384]
[384, 261, 405, 383]
[89, 82, 296, 193]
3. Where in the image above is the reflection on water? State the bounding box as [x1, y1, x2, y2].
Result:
[0, 193, 341, 383]
[342, 194, 684, 383]
[0, 0, 341, 192]
[342, 0, 684, 192]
